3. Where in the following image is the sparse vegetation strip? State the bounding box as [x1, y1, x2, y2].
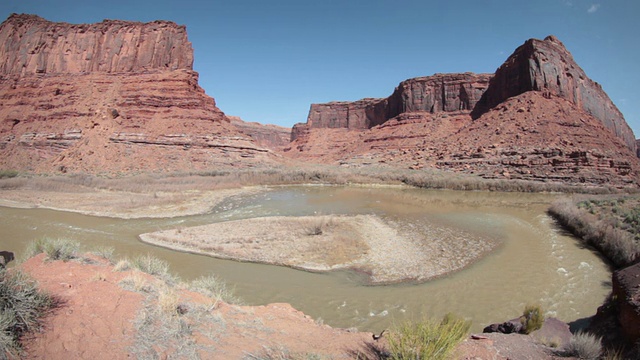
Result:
[548, 196, 640, 268]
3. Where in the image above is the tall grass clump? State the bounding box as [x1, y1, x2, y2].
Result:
[566, 331, 602, 359]
[520, 304, 544, 334]
[129, 254, 171, 278]
[25, 238, 80, 261]
[0, 269, 55, 356]
[189, 274, 241, 306]
[388, 314, 470, 360]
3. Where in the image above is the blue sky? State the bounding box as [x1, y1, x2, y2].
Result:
[1, 1, 639, 137]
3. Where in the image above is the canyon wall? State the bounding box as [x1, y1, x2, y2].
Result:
[0, 14, 274, 173]
[294, 73, 491, 141]
[472, 35, 635, 152]
[0, 13, 192, 75]
[299, 36, 635, 155]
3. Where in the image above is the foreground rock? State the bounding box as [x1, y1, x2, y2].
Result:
[0, 14, 276, 173]
[286, 36, 639, 188]
[612, 262, 640, 342]
[19, 254, 373, 359]
[139, 214, 497, 284]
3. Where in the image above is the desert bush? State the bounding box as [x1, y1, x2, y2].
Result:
[0, 170, 19, 179]
[303, 215, 334, 236]
[0, 269, 55, 357]
[112, 258, 131, 272]
[25, 238, 80, 261]
[521, 304, 544, 334]
[189, 274, 241, 305]
[129, 254, 170, 278]
[90, 246, 115, 262]
[387, 313, 471, 360]
[566, 331, 602, 359]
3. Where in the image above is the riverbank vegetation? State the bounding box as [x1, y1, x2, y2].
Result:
[548, 195, 640, 268]
[0, 165, 621, 195]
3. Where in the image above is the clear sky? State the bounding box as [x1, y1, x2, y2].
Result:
[1, 0, 639, 137]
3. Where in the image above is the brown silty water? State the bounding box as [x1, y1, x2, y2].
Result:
[0, 186, 610, 332]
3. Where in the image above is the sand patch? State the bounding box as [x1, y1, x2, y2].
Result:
[139, 215, 497, 284]
[0, 187, 261, 219]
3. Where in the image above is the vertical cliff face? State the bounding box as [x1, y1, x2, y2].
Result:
[473, 35, 635, 152]
[0, 14, 275, 174]
[386, 73, 491, 116]
[294, 73, 492, 141]
[0, 13, 193, 75]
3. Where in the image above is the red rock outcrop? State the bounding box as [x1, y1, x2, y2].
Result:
[228, 115, 291, 150]
[472, 35, 635, 153]
[294, 73, 491, 141]
[285, 36, 640, 187]
[0, 14, 275, 173]
[0, 13, 193, 75]
[612, 262, 640, 342]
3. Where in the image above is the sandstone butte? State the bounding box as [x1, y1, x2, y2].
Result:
[0, 13, 281, 174]
[287, 36, 640, 188]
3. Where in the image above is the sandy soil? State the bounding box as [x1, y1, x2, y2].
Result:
[0, 187, 262, 219]
[18, 254, 374, 359]
[17, 254, 569, 359]
[139, 214, 497, 284]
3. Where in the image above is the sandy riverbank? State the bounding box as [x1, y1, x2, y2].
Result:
[139, 214, 498, 284]
[0, 186, 262, 219]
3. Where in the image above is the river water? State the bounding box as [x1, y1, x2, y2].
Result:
[0, 186, 611, 332]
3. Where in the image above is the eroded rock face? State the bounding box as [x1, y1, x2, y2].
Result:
[298, 73, 491, 138]
[387, 73, 491, 116]
[0, 14, 275, 173]
[612, 262, 640, 342]
[286, 35, 639, 187]
[228, 116, 291, 150]
[0, 13, 193, 75]
[472, 35, 635, 153]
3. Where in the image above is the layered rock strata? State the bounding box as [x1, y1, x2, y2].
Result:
[0, 13, 193, 75]
[0, 14, 273, 173]
[293, 73, 491, 140]
[472, 35, 635, 152]
[286, 36, 639, 187]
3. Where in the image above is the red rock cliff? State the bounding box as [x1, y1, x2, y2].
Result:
[0, 14, 275, 173]
[0, 13, 193, 75]
[472, 35, 635, 152]
[294, 73, 491, 140]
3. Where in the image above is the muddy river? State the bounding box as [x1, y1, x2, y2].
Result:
[0, 186, 611, 332]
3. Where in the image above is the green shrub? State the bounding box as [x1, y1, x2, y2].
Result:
[566, 331, 602, 359]
[521, 304, 544, 334]
[26, 238, 80, 261]
[0, 170, 19, 179]
[388, 314, 470, 360]
[0, 269, 55, 356]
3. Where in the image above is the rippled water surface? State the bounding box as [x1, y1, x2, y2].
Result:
[0, 186, 611, 332]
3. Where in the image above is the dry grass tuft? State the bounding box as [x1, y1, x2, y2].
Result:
[25, 238, 80, 262]
[387, 313, 471, 360]
[0, 269, 57, 357]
